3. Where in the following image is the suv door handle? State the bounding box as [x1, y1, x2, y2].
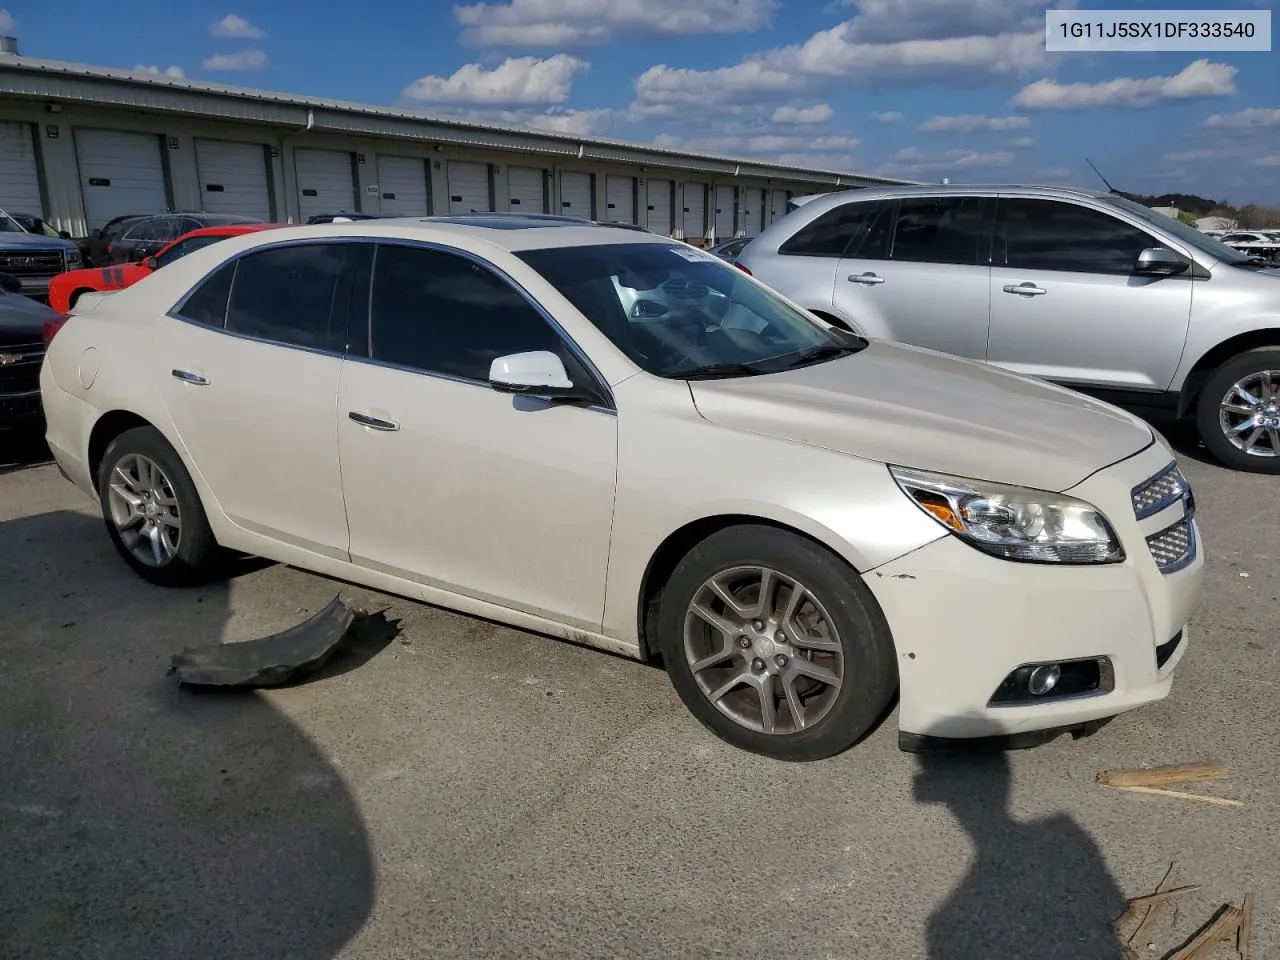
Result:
[847, 272, 885, 285]
[171, 369, 209, 385]
[348, 411, 400, 431]
[1002, 282, 1047, 297]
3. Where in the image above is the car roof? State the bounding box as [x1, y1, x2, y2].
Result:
[177, 223, 288, 239]
[800, 182, 1116, 202]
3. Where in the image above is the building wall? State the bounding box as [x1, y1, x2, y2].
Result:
[0, 98, 825, 242]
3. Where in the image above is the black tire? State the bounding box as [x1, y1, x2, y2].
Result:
[97, 426, 224, 586]
[655, 525, 897, 761]
[1195, 347, 1280, 474]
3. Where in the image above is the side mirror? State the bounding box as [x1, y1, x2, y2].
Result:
[143, 257, 159, 270]
[489, 351, 586, 400]
[59, 230, 72, 240]
[0, 272, 22, 294]
[1135, 247, 1189, 276]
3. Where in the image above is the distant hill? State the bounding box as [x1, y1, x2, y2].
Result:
[1120, 193, 1227, 217]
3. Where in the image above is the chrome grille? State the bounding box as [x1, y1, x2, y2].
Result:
[0, 250, 64, 277]
[1146, 519, 1195, 573]
[1131, 461, 1189, 519]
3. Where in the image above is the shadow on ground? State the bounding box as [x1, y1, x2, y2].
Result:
[0, 508, 375, 960]
[916, 742, 1125, 960]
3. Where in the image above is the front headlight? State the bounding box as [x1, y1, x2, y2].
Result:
[65, 249, 81, 268]
[889, 466, 1124, 565]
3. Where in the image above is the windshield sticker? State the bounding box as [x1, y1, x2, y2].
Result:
[670, 246, 718, 263]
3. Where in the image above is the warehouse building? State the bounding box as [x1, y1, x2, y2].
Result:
[0, 47, 906, 243]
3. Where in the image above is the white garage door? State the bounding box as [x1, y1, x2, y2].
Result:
[195, 139, 271, 220]
[714, 186, 736, 239]
[0, 122, 42, 215]
[559, 171, 593, 219]
[75, 128, 167, 231]
[741, 187, 764, 233]
[508, 166, 545, 213]
[294, 148, 356, 222]
[377, 155, 430, 217]
[682, 182, 707, 241]
[605, 176, 634, 224]
[447, 161, 492, 214]
[769, 189, 789, 224]
[646, 179, 672, 235]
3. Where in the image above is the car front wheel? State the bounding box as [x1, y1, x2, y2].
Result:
[97, 426, 223, 585]
[1195, 348, 1280, 474]
[656, 525, 897, 761]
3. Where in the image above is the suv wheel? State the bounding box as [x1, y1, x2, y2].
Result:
[655, 525, 897, 761]
[97, 426, 224, 585]
[1195, 348, 1280, 474]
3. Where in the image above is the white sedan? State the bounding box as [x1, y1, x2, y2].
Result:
[41, 215, 1203, 760]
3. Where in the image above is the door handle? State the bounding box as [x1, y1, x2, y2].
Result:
[171, 369, 209, 385]
[348, 411, 399, 431]
[1002, 282, 1047, 297]
[847, 272, 885, 285]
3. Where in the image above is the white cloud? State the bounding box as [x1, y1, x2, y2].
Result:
[0, 9, 13, 33]
[1013, 59, 1236, 110]
[1034, 166, 1076, 181]
[919, 113, 1029, 132]
[884, 146, 1015, 174]
[770, 103, 833, 125]
[211, 14, 265, 39]
[1008, 136, 1034, 148]
[872, 110, 904, 123]
[522, 107, 615, 134]
[1164, 149, 1215, 162]
[201, 49, 268, 71]
[1253, 155, 1280, 167]
[134, 64, 186, 78]
[402, 54, 588, 105]
[454, 0, 778, 45]
[656, 133, 860, 154]
[632, 61, 796, 115]
[1204, 107, 1280, 129]
[773, 152, 858, 169]
[840, 0, 1050, 44]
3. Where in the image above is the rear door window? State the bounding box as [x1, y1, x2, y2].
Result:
[889, 197, 991, 265]
[780, 202, 880, 258]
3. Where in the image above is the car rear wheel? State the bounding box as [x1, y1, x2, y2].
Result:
[97, 426, 224, 585]
[655, 525, 897, 761]
[1195, 348, 1280, 474]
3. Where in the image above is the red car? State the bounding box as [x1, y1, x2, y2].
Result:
[48, 223, 285, 314]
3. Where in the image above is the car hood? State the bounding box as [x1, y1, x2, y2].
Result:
[0, 233, 77, 251]
[688, 341, 1154, 492]
[0, 292, 59, 345]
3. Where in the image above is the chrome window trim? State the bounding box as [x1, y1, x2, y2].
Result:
[164, 234, 617, 412]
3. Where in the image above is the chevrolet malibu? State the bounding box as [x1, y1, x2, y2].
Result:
[40, 216, 1203, 760]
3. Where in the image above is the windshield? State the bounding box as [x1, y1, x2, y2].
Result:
[516, 242, 859, 379]
[1103, 196, 1252, 265]
[0, 209, 26, 234]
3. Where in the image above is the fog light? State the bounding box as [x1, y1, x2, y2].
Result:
[1028, 663, 1061, 696]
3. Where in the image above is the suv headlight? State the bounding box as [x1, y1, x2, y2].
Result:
[890, 466, 1124, 564]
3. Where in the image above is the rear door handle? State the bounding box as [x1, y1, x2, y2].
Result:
[847, 272, 885, 285]
[171, 369, 209, 385]
[1002, 282, 1047, 297]
[348, 411, 399, 432]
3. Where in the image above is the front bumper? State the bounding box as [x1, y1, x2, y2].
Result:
[866, 441, 1202, 741]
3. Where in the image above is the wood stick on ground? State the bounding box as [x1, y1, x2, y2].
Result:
[1097, 763, 1228, 788]
[1125, 862, 1178, 949]
[1125, 885, 1200, 911]
[1239, 893, 1254, 960]
[1099, 784, 1244, 807]
[1166, 904, 1242, 960]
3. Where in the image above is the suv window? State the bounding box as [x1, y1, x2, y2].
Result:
[225, 243, 353, 350]
[890, 197, 989, 265]
[780, 202, 877, 257]
[124, 218, 162, 241]
[996, 199, 1157, 274]
[156, 234, 228, 268]
[368, 244, 565, 383]
[176, 261, 235, 327]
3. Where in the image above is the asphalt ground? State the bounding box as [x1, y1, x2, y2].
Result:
[1, 423, 1276, 960]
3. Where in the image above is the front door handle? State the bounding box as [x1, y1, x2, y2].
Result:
[847, 272, 885, 285]
[348, 411, 399, 432]
[1002, 282, 1047, 297]
[171, 369, 209, 385]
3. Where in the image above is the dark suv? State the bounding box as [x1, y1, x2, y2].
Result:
[102, 213, 265, 265]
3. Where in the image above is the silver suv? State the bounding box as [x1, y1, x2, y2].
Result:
[738, 184, 1280, 473]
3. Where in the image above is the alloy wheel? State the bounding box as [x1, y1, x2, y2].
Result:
[1218, 370, 1280, 458]
[682, 565, 844, 735]
[106, 453, 183, 567]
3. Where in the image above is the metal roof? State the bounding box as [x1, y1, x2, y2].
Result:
[0, 54, 913, 188]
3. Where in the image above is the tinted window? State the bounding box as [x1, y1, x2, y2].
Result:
[369, 244, 564, 383]
[225, 243, 352, 350]
[156, 234, 228, 268]
[176, 261, 235, 327]
[890, 197, 989, 265]
[780, 203, 876, 257]
[124, 218, 161, 241]
[997, 199, 1157, 274]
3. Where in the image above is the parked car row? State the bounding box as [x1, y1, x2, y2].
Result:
[41, 211, 1204, 762]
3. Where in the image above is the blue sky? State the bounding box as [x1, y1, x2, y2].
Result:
[4, 0, 1278, 204]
